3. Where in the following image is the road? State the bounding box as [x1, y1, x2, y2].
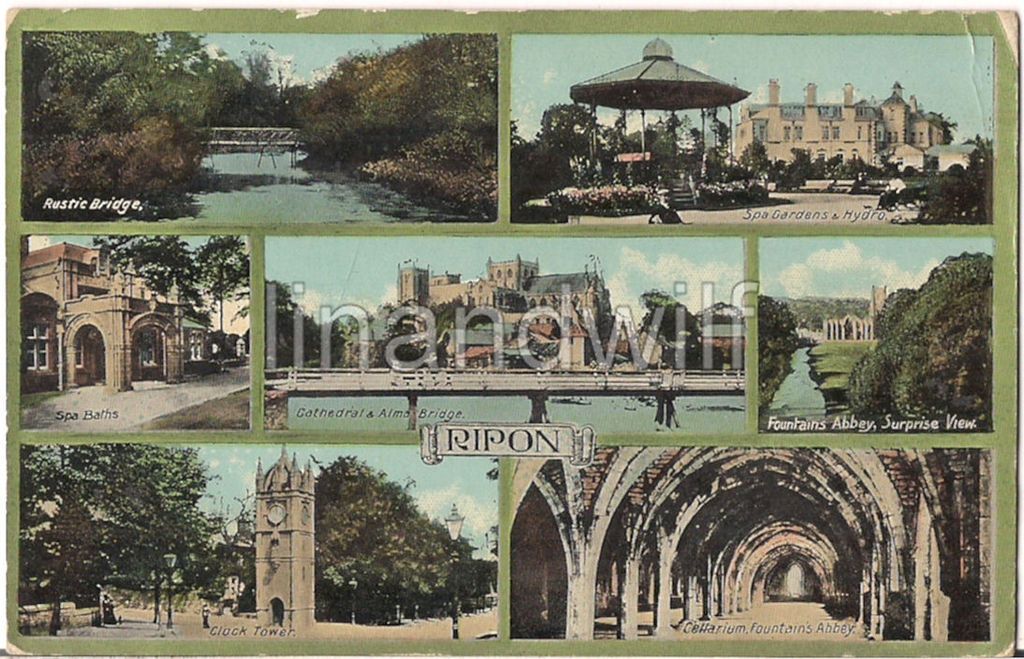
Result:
[60, 607, 498, 641]
[22, 368, 250, 431]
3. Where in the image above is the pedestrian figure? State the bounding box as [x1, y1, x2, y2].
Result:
[202, 603, 211, 629]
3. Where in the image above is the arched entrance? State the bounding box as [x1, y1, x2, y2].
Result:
[765, 559, 822, 603]
[270, 598, 285, 626]
[73, 325, 106, 387]
[511, 484, 568, 638]
[131, 324, 168, 382]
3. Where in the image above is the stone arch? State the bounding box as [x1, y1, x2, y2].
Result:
[129, 312, 183, 384]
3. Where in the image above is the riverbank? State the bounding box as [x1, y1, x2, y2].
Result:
[806, 342, 874, 415]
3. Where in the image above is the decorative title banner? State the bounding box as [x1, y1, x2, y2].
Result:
[420, 423, 596, 466]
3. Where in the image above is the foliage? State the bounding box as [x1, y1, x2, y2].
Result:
[92, 236, 244, 327]
[314, 456, 494, 623]
[639, 290, 702, 368]
[917, 138, 992, 224]
[19, 444, 219, 633]
[847, 253, 992, 427]
[696, 180, 768, 208]
[195, 236, 250, 332]
[738, 141, 771, 177]
[21, 32, 227, 217]
[300, 34, 497, 218]
[758, 295, 800, 410]
[546, 185, 660, 216]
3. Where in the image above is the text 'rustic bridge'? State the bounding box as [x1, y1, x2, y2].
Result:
[265, 368, 745, 429]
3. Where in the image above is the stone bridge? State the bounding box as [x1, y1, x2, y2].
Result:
[264, 368, 745, 430]
[510, 447, 990, 642]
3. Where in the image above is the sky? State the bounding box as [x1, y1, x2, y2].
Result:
[193, 444, 497, 560]
[28, 235, 249, 335]
[512, 34, 994, 142]
[266, 236, 746, 317]
[200, 33, 423, 86]
[760, 237, 994, 299]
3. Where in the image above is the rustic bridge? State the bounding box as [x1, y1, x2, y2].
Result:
[203, 127, 302, 166]
[265, 368, 745, 429]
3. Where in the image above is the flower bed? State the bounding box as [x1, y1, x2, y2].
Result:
[547, 185, 660, 216]
[696, 180, 769, 209]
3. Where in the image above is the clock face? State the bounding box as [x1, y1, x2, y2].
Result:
[267, 503, 287, 526]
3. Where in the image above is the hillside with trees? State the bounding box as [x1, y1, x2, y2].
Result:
[847, 253, 992, 428]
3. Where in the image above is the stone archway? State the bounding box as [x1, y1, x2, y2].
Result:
[129, 314, 184, 384]
[270, 597, 285, 626]
[512, 448, 990, 642]
[72, 325, 106, 387]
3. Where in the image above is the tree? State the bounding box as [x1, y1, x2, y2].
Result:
[848, 253, 992, 427]
[758, 295, 800, 410]
[739, 141, 771, 178]
[314, 456, 488, 623]
[918, 137, 992, 225]
[196, 236, 250, 333]
[19, 444, 219, 634]
[639, 290, 701, 368]
[91, 235, 205, 320]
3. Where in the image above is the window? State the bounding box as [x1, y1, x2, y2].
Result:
[857, 126, 862, 140]
[74, 335, 84, 367]
[832, 126, 840, 140]
[189, 332, 204, 361]
[821, 128, 829, 142]
[795, 125, 803, 140]
[25, 324, 48, 370]
[783, 126, 791, 141]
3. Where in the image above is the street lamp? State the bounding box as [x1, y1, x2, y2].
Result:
[163, 553, 177, 630]
[445, 503, 465, 640]
[348, 578, 358, 625]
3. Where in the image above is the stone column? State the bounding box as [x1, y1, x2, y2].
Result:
[654, 533, 675, 636]
[621, 554, 640, 640]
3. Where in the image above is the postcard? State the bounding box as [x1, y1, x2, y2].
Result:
[5, 8, 1017, 659]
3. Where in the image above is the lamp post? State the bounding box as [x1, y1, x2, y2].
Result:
[348, 578, 358, 625]
[444, 503, 465, 641]
[163, 553, 177, 630]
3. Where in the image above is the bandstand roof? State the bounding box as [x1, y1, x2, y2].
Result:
[569, 38, 750, 111]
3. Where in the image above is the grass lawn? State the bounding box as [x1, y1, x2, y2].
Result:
[807, 341, 875, 392]
[21, 390, 63, 409]
[141, 389, 250, 430]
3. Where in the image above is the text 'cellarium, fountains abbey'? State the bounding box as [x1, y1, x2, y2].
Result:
[511, 447, 991, 642]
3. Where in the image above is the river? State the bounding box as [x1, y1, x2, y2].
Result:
[287, 394, 745, 434]
[186, 151, 480, 223]
[767, 347, 827, 417]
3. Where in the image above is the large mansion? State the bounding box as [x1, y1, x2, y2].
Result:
[735, 80, 949, 170]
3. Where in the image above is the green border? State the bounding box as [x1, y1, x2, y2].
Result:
[6, 8, 1019, 657]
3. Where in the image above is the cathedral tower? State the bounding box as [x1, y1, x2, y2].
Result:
[255, 448, 316, 629]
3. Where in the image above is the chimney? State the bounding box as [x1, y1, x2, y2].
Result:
[843, 83, 854, 106]
[768, 79, 779, 106]
[909, 95, 918, 113]
[805, 83, 817, 107]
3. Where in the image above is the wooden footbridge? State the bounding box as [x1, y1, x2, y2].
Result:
[203, 127, 302, 166]
[265, 368, 745, 429]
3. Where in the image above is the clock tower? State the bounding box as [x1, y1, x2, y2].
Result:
[255, 448, 316, 629]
